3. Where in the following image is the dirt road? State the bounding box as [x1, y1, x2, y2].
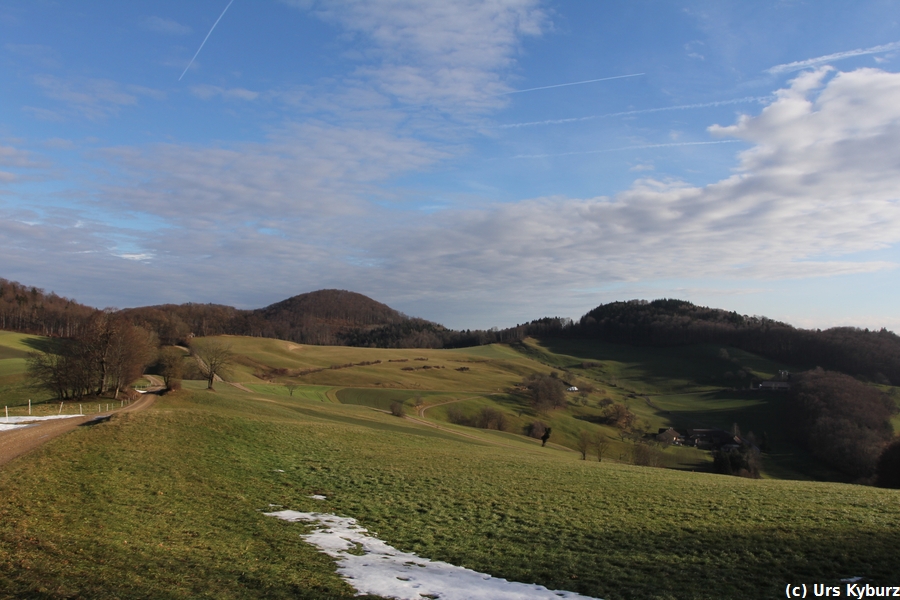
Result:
[0, 392, 157, 469]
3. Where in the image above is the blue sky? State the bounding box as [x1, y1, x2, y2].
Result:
[2, 0, 900, 330]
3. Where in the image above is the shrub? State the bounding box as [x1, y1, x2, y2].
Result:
[389, 401, 405, 417]
[476, 408, 507, 431]
[526, 420, 548, 439]
[712, 446, 761, 478]
[447, 405, 473, 427]
[875, 438, 900, 488]
[523, 373, 566, 412]
[601, 403, 636, 430]
[632, 444, 664, 467]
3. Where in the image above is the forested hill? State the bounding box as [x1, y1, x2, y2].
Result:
[250, 289, 406, 343]
[119, 289, 442, 347]
[568, 299, 900, 385]
[0, 278, 95, 337]
[0, 277, 503, 348]
[4, 276, 900, 384]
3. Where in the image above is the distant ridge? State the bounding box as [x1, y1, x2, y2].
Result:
[3, 276, 900, 384]
[255, 289, 406, 327]
[250, 289, 409, 345]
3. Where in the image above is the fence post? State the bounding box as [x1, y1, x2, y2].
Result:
[59, 402, 63, 415]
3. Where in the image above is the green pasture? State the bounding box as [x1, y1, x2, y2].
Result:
[522, 338, 793, 394]
[0, 332, 57, 409]
[1, 387, 898, 600]
[214, 335, 546, 392]
[245, 383, 335, 403]
[3, 331, 892, 480]
[0, 331, 830, 477]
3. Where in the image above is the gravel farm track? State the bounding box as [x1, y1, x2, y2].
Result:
[0, 386, 158, 469]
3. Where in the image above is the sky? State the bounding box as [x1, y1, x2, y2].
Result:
[2, 0, 900, 331]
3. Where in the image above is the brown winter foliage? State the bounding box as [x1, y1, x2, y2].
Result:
[789, 369, 897, 480]
[27, 313, 157, 400]
[569, 299, 900, 386]
[0, 278, 95, 337]
[875, 438, 900, 488]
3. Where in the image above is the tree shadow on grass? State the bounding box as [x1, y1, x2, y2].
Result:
[20, 337, 60, 354]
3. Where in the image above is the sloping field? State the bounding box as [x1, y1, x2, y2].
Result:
[173, 335, 885, 478]
[218, 335, 546, 391]
[8, 332, 887, 478]
[0, 331, 58, 409]
[1, 386, 898, 600]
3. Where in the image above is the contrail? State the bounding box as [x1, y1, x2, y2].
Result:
[510, 139, 742, 159]
[179, 0, 236, 81]
[767, 40, 900, 74]
[501, 73, 645, 95]
[499, 96, 770, 129]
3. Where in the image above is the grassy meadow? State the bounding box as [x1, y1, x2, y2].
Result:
[1, 333, 899, 599]
[0, 331, 68, 414]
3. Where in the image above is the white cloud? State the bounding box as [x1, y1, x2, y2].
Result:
[141, 16, 192, 36]
[4, 43, 59, 68]
[0, 144, 44, 169]
[283, 0, 547, 115]
[355, 68, 900, 311]
[190, 84, 260, 101]
[9, 63, 900, 328]
[30, 75, 166, 120]
[22, 106, 65, 122]
[99, 121, 448, 223]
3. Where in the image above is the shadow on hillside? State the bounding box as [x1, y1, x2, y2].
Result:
[289, 406, 493, 446]
[20, 337, 60, 354]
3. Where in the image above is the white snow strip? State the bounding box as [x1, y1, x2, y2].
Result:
[0, 414, 83, 431]
[309, 495, 327, 500]
[266, 510, 602, 600]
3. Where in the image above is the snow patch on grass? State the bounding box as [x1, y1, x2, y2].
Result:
[266, 510, 602, 600]
[0, 414, 83, 431]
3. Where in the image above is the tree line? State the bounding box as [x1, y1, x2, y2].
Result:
[27, 312, 157, 400]
[788, 368, 897, 481]
[0, 278, 95, 338]
[560, 299, 900, 386]
[5, 278, 900, 390]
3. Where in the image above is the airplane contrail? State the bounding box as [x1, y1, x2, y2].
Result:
[502, 73, 645, 95]
[179, 0, 236, 81]
[510, 139, 742, 159]
[499, 96, 770, 129]
[767, 40, 900, 74]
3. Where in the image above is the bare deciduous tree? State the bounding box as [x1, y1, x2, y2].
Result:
[577, 430, 592, 460]
[191, 339, 235, 390]
[158, 346, 186, 391]
[595, 433, 610, 462]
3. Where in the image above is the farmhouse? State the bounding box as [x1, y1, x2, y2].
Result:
[685, 428, 743, 450]
[656, 427, 684, 446]
[758, 380, 791, 391]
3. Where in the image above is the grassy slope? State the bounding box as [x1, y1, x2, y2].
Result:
[5, 332, 894, 477]
[1, 384, 899, 600]
[0, 331, 60, 410]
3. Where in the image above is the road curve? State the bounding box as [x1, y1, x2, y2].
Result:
[0, 392, 157, 469]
